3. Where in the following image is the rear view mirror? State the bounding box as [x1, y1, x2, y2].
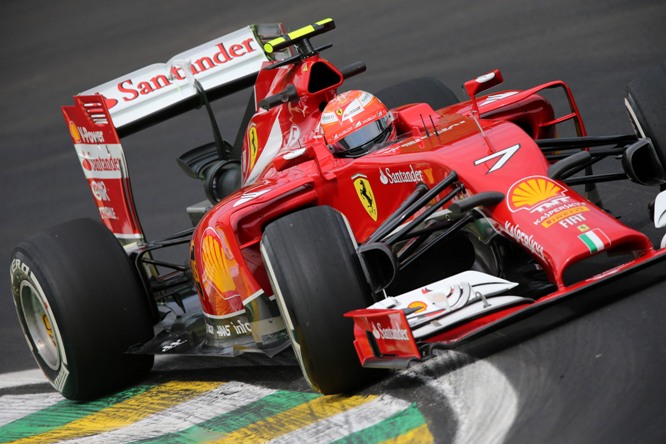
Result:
[464, 69, 504, 98]
[464, 69, 504, 116]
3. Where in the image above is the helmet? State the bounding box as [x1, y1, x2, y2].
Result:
[320, 90, 394, 157]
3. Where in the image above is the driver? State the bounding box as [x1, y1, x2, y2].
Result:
[320, 90, 396, 157]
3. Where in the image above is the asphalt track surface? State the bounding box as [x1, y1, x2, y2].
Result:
[1, 1, 666, 442]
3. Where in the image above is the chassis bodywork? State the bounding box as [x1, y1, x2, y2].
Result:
[57, 19, 666, 390]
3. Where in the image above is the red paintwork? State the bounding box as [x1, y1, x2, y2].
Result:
[344, 308, 421, 366]
[64, 50, 655, 349]
[191, 53, 652, 319]
[347, 247, 666, 367]
[62, 96, 144, 243]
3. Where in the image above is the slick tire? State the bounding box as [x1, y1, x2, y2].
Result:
[374, 77, 459, 110]
[261, 206, 376, 395]
[10, 218, 154, 400]
[626, 63, 666, 171]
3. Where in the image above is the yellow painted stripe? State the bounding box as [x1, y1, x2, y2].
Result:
[264, 18, 333, 53]
[380, 423, 434, 444]
[286, 18, 333, 41]
[10, 381, 220, 444]
[209, 394, 376, 443]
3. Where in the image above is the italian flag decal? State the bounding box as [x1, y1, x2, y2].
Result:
[578, 228, 611, 253]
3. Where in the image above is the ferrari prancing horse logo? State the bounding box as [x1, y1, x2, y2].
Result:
[248, 126, 259, 170]
[353, 174, 377, 221]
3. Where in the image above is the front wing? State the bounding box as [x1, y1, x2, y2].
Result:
[346, 248, 666, 368]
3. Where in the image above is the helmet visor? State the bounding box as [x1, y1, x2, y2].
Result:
[329, 115, 392, 156]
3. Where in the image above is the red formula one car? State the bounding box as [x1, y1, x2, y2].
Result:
[10, 18, 666, 400]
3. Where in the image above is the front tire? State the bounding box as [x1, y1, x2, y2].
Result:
[10, 218, 154, 400]
[261, 206, 375, 395]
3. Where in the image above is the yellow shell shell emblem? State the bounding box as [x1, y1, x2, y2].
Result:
[201, 229, 237, 297]
[408, 301, 427, 314]
[353, 174, 377, 221]
[509, 176, 563, 211]
[69, 121, 81, 143]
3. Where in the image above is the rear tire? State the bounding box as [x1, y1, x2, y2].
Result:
[10, 218, 154, 400]
[261, 206, 376, 394]
[374, 77, 459, 110]
[626, 63, 666, 168]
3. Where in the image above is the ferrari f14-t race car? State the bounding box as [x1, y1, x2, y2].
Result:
[10, 18, 666, 400]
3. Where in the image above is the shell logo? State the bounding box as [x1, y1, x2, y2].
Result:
[69, 121, 81, 143]
[508, 176, 564, 212]
[201, 229, 237, 299]
[408, 301, 427, 314]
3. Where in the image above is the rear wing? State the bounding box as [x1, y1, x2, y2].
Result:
[78, 23, 287, 137]
[61, 23, 286, 243]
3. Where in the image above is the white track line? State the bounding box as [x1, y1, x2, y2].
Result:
[401, 351, 518, 444]
[0, 392, 64, 427]
[60, 381, 276, 444]
[0, 368, 47, 389]
[268, 394, 412, 443]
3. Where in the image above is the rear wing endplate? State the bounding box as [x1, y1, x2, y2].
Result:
[62, 95, 144, 244]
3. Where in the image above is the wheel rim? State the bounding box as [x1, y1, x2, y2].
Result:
[20, 281, 61, 370]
